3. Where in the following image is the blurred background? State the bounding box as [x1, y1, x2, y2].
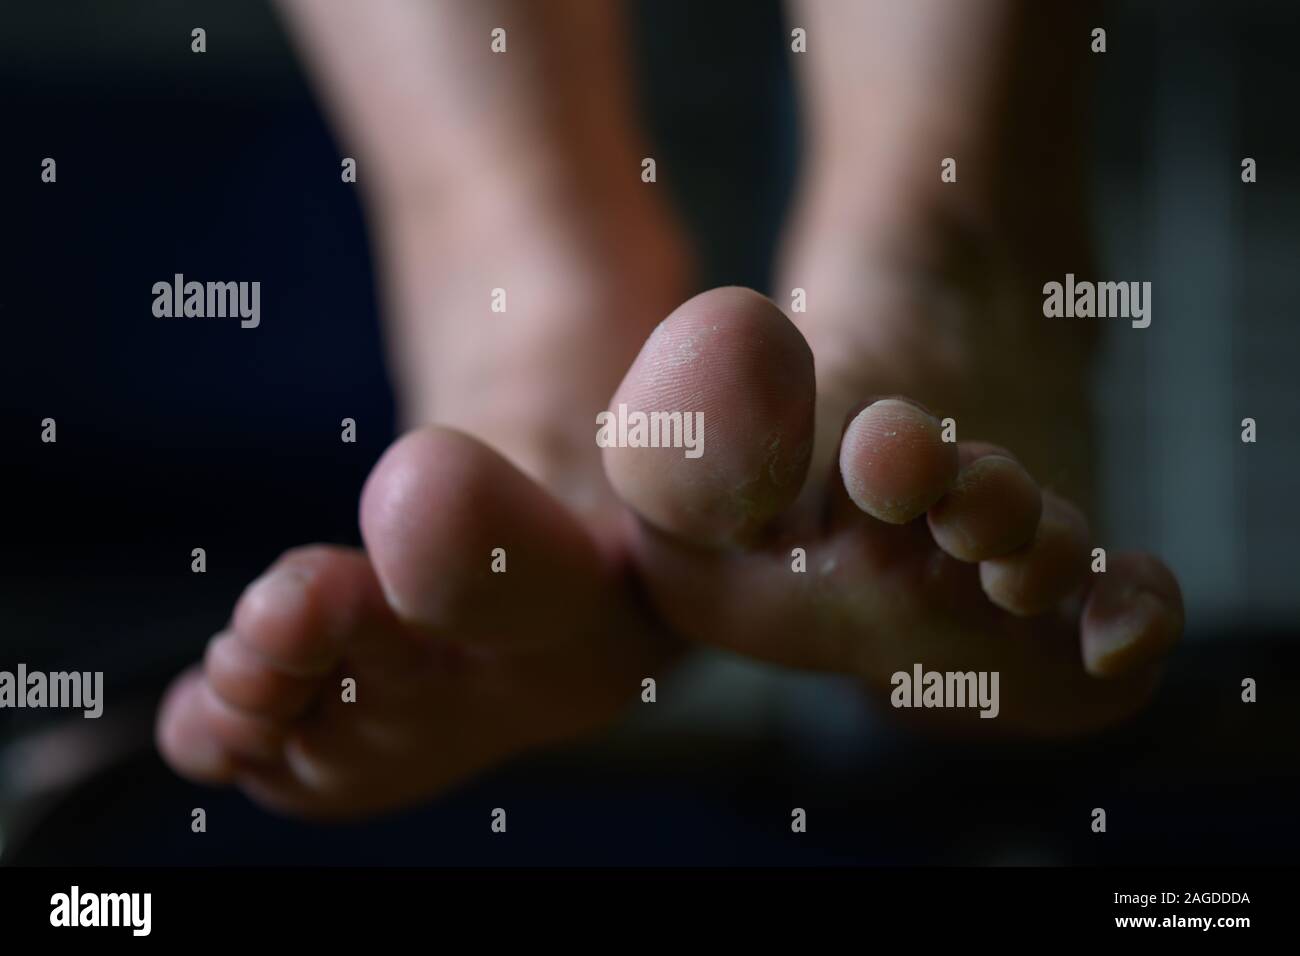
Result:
[2, 0, 1296, 865]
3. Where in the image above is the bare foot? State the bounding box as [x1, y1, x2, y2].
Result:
[156, 175, 691, 818]
[603, 287, 1183, 738]
[158, 428, 672, 819]
[158, 0, 695, 817]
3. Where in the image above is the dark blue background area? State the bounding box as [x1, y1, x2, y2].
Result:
[6, 95, 391, 566]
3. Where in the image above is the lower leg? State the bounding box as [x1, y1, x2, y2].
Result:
[277, 0, 692, 510]
[787, 0, 1093, 253]
[781, 0, 1097, 507]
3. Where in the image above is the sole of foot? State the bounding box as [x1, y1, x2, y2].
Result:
[157, 427, 669, 819]
[603, 287, 1183, 737]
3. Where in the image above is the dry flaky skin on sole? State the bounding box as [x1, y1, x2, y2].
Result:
[602, 287, 1183, 738]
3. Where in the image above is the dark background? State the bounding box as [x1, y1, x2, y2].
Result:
[1, 0, 1297, 865]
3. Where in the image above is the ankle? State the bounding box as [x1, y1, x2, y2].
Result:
[378, 172, 693, 444]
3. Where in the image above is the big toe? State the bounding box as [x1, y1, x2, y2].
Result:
[602, 286, 816, 546]
[360, 426, 612, 647]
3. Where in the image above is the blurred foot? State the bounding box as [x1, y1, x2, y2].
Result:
[157, 104, 693, 817]
[158, 428, 670, 818]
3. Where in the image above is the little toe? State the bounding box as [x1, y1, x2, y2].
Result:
[1082, 551, 1184, 678]
[156, 668, 285, 783]
[157, 669, 234, 783]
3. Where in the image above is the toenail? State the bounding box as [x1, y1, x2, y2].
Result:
[1119, 591, 1167, 640]
[244, 567, 312, 619]
[1086, 591, 1168, 675]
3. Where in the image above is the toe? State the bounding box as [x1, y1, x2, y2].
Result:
[979, 492, 1090, 616]
[928, 447, 1041, 561]
[156, 668, 284, 783]
[157, 668, 234, 783]
[232, 545, 384, 677]
[1082, 551, 1184, 678]
[360, 426, 611, 646]
[602, 286, 816, 546]
[204, 631, 321, 722]
[839, 397, 959, 524]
